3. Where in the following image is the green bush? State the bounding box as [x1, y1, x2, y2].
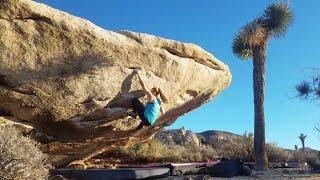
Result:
[0, 126, 51, 180]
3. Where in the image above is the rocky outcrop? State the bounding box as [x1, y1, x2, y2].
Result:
[0, 0, 231, 167]
[198, 130, 241, 149]
[155, 129, 241, 149]
[156, 128, 202, 147]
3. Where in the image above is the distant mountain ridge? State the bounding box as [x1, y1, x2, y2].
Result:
[156, 128, 241, 149]
[157, 128, 319, 152]
[199, 130, 241, 137]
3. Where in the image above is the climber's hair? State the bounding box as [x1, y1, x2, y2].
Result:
[151, 87, 168, 104]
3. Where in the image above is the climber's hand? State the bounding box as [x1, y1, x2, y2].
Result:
[132, 69, 139, 75]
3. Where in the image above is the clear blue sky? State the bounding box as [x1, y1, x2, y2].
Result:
[36, 0, 320, 150]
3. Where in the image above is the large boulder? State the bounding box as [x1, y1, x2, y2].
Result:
[0, 0, 231, 167]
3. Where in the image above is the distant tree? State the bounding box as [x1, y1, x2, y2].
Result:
[232, 1, 293, 171]
[294, 145, 298, 151]
[298, 133, 307, 151]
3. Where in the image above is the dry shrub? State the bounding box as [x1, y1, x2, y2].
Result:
[127, 139, 167, 162]
[218, 132, 254, 162]
[219, 132, 291, 163]
[0, 126, 51, 180]
[104, 139, 217, 164]
[169, 142, 216, 162]
[200, 145, 217, 161]
[266, 143, 291, 162]
[290, 150, 320, 165]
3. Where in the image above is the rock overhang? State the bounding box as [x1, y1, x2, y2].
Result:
[0, 0, 232, 167]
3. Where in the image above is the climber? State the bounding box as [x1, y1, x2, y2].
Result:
[127, 69, 168, 130]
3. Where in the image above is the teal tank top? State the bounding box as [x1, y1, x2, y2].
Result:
[144, 98, 161, 125]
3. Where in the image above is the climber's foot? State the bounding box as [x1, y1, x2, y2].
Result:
[126, 111, 137, 118]
[135, 123, 145, 131]
[163, 121, 173, 127]
[133, 125, 145, 136]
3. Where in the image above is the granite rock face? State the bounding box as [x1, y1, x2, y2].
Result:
[155, 128, 202, 147]
[0, 0, 232, 167]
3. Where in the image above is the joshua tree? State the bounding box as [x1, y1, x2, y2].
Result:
[298, 133, 307, 151]
[232, 2, 293, 171]
[294, 145, 298, 151]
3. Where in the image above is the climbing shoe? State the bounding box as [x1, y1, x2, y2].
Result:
[126, 111, 137, 118]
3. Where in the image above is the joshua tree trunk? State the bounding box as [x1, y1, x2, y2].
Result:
[252, 43, 268, 171]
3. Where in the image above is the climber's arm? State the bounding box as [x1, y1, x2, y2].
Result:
[136, 73, 147, 91]
[135, 70, 153, 99]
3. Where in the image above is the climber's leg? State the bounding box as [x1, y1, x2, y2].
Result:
[131, 98, 143, 114]
[127, 98, 140, 118]
[131, 98, 151, 126]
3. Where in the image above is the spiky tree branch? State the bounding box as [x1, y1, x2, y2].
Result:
[296, 68, 320, 101]
[315, 123, 320, 134]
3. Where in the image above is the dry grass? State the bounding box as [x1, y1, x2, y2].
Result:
[290, 150, 319, 165]
[266, 143, 291, 162]
[100, 139, 217, 164]
[218, 132, 291, 163]
[96, 131, 319, 167]
[0, 126, 51, 180]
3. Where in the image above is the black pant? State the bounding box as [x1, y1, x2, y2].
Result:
[131, 98, 151, 126]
